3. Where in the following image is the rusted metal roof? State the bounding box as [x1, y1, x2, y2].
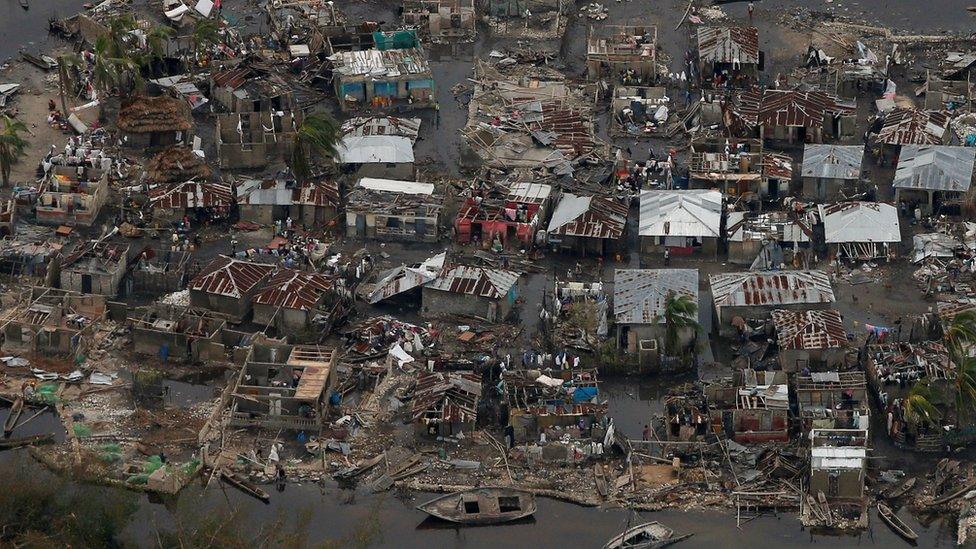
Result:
[295, 181, 340, 207]
[410, 371, 481, 424]
[736, 89, 853, 130]
[211, 66, 252, 89]
[547, 193, 628, 240]
[876, 108, 949, 145]
[425, 265, 519, 300]
[149, 181, 234, 210]
[709, 270, 835, 312]
[189, 256, 275, 298]
[252, 269, 334, 311]
[771, 309, 846, 350]
[762, 152, 793, 180]
[613, 269, 699, 325]
[697, 26, 759, 64]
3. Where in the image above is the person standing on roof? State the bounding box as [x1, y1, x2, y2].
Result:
[748, 2, 754, 22]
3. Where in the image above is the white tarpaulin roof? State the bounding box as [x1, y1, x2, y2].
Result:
[357, 177, 433, 195]
[338, 135, 414, 164]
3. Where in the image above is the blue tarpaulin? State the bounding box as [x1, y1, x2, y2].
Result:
[573, 387, 598, 403]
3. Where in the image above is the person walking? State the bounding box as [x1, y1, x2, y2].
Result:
[747, 1, 754, 22]
[664, 247, 671, 266]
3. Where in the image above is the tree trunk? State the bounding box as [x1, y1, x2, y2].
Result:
[58, 59, 69, 117]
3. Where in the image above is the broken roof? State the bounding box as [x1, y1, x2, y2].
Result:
[295, 181, 340, 207]
[893, 145, 976, 193]
[548, 193, 628, 240]
[425, 265, 519, 300]
[329, 47, 431, 78]
[771, 309, 846, 350]
[411, 370, 481, 424]
[726, 211, 811, 243]
[819, 202, 901, 244]
[876, 108, 949, 145]
[736, 88, 852, 130]
[697, 26, 759, 65]
[149, 181, 234, 210]
[189, 256, 275, 298]
[365, 252, 445, 304]
[337, 135, 415, 164]
[638, 190, 722, 238]
[801, 145, 863, 180]
[613, 269, 699, 325]
[252, 269, 334, 311]
[710, 270, 835, 312]
[341, 116, 421, 143]
[507, 182, 553, 205]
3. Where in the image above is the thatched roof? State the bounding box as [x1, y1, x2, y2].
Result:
[116, 95, 192, 134]
[144, 146, 212, 184]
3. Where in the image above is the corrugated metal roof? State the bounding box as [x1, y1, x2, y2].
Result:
[357, 177, 433, 195]
[149, 181, 234, 209]
[190, 256, 275, 298]
[548, 193, 628, 239]
[330, 47, 431, 77]
[819, 202, 901, 244]
[801, 145, 864, 180]
[338, 135, 415, 164]
[296, 181, 340, 207]
[366, 252, 445, 304]
[252, 269, 334, 310]
[762, 152, 793, 180]
[697, 26, 759, 64]
[893, 145, 976, 193]
[341, 116, 422, 143]
[507, 182, 552, 205]
[736, 89, 852, 130]
[771, 309, 846, 350]
[876, 108, 949, 145]
[613, 269, 699, 325]
[638, 190, 722, 238]
[709, 270, 835, 311]
[212, 66, 251, 90]
[426, 265, 519, 299]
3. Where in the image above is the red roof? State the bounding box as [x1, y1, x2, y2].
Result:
[190, 256, 275, 298]
[295, 181, 340, 207]
[211, 66, 252, 89]
[252, 269, 335, 310]
[149, 181, 234, 210]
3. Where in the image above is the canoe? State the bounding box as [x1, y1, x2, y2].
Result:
[417, 487, 536, 525]
[884, 477, 917, 500]
[878, 503, 918, 542]
[603, 521, 692, 549]
[20, 52, 57, 70]
[219, 469, 270, 503]
[594, 464, 608, 498]
[4, 397, 24, 436]
[927, 481, 976, 506]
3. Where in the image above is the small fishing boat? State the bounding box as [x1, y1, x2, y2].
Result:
[4, 397, 24, 436]
[878, 503, 918, 542]
[884, 477, 917, 500]
[219, 469, 270, 503]
[603, 521, 692, 549]
[20, 51, 57, 70]
[417, 487, 536, 525]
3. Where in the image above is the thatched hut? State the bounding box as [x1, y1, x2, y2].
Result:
[144, 146, 212, 184]
[116, 96, 192, 149]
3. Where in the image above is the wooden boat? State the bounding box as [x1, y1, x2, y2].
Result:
[806, 494, 828, 523]
[878, 503, 918, 542]
[884, 477, 917, 500]
[20, 51, 57, 70]
[333, 452, 384, 480]
[0, 433, 52, 449]
[219, 469, 270, 503]
[817, 491, 834, 525]
[594, 464, 609, 498]
[417, 487, 536, 525]
[603, 521, 692, 549]
[4, 397, 24, 436]
[927, 481, 976, 506]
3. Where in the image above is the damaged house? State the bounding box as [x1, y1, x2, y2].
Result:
[144, 145, 212, 185]
[504, 369, 605, 442]
[610, 85, 670, 138]
[808, 428, 868, 512]
[893, 145, 976, 214]
[401, 0, 477, 51]
[216, 111, 299, 170]
[455, 182, 553, 248]
[612, 268, 699, 368]
[638, 189, 722, 256]
[230, 342, 338, 431]
[0, 237, 63, 285]
[687, 137, 763, 196]
[585, 23, 658, 84]
[796, 371, 869, 434]
[148, 180, 235, 223]
[60, 241, 129, 296]
[337, 134, 415, 180]
[362, 252, 445, 304]
[189, 256, 276, 322]
[1, 288, 106, 357]
[873, 108, 951, 163]
[412, 370, 481, 438]
[733, 88, 856, 144]
[130, 247, 192, 295]
[696, 26, 761, 87]
[251, 269, 344, 332]
[705, 369, 789, 443]
[36, 166, 109, 227]
[546, 193, 628, 256]
[116, 95, 192, 149]
[800, 144, 864, 201]
[345, 178, 442, 242]
[129, 304, 227, 363]
[771, 309, 848, 371]
[725, 211, 811, 266]
[422, 265, 520, 322]
[237, 178, 341, 227]
[329, 30, 435, 110]
[819, 202, 901, 261]
[210, 67, 295, 113]
[709, 270, 835, 335]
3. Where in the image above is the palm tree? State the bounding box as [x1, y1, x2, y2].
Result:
[942, 310, 976, 419]
[954, 356, 976, 422]
[57, 53, 80, 117]
[0, 116, 29, 187]
[191, 19, 221, 61]
[903, 379, 942, 427]
[944, 310, 976, 361]
[142, 25, 174, 75]
[289, 113, 341, 182]
[656, 291, 701, 356]
[92, 36, 144, 95]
